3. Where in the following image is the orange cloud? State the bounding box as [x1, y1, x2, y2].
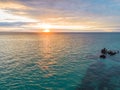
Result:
[0, 1, 29, 10]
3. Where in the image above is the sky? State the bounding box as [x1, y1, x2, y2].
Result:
[0, 0, 120, 32]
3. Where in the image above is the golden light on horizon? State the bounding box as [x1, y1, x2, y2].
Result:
[41, 23, 51, 32]
[43, 29, 50, 32]
[35, 22, 94, 32]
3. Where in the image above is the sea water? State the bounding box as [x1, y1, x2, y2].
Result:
[0, 33, 120, 90]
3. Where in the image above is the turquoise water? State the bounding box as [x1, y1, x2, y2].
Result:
[0, 33, 120, 90]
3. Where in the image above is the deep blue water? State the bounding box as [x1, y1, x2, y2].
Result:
[0, 33, 120, 90]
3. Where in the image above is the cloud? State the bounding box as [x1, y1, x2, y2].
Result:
[0, 1, 29, 10]
[0, 22, 29, 27]
[0, 9, 37, 22]
[0, 0, 120, 32]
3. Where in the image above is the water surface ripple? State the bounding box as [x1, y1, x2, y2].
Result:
[0, 33, 120, 90]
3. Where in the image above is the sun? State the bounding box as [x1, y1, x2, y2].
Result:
[43, 29, 50, 32]
[41, 23, 51, 32]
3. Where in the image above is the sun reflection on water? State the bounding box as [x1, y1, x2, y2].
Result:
[37, 34, 57, 77]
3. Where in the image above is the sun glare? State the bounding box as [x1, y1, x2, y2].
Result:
[41, 23, 51, 32]
[42, 24, 51, 29]
[43, 29, 50, 32]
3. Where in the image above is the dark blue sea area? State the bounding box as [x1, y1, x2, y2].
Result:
[0, 32, 120, 90]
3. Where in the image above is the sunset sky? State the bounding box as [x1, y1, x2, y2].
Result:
[0, 0, 120, 32]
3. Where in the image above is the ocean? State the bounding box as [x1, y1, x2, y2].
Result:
[0, 33, 120, 90]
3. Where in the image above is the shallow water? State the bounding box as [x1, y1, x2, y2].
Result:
[0, 33, 120, 90]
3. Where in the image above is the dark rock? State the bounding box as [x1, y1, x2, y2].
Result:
[107, 51, 117, 56]
[101, 48, 107, 54]
[100, 55, 106, 59]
